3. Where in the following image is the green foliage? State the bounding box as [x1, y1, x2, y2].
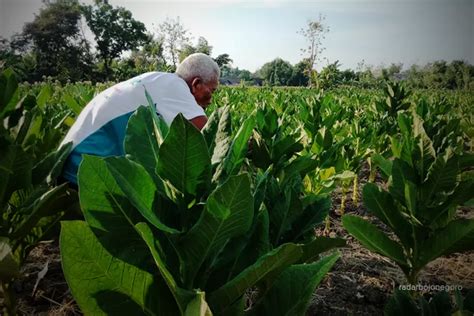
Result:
[1, 75, 472, 314]
[214, 53, 233, 69]
[20, 0, 93, 82]
[385, 289, 474, 316]
[61, 101, 342, 315]
[157, 17, 191, 68]
[343, 110, 474, 285]
[256, 58, 295, 86]
[81, 0, 149, 79]
[178, 37, 213, 62]
[0, 69, 78, 315]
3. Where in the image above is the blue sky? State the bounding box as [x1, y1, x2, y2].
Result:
[1, 0, 472, 72]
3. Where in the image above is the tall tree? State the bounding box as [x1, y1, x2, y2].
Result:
[157, 17, 190, 68]
[132, 34, 167, 69]
[256, 58, 294, 86]
[213, 53, 233, 76]
[195, 37, 212, 56]
[82, 0, 149, 79]
[113, 33, 170, 81]
[298, 15, 329, 86]
[288, 59, 311, 86]
[178, 36, 213, 62]
[0, 36, 37, 81]
[178, 44, 196, 63]
[214, 53, 232, 68]
[21, 0, 92, 81]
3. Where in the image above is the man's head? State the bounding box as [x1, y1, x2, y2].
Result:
[176, 53, 220, 108]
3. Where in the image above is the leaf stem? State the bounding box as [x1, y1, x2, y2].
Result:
[1, 280, 17, 316]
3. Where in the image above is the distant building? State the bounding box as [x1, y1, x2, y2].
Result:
[219, 77, 264, 86]
[219, 77, 241, 86]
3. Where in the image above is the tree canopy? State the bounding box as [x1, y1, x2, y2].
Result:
[82, 0, 149, 79]
[21, 0, 92, 81]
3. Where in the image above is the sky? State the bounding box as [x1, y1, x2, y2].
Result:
[0, 0, 472, 72]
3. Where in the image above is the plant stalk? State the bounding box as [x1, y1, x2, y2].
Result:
[368, 165, 376, 182]
[1, 280, 17, 316]
[339, 185, 347, 215]
[324, 215, 331, 235]
[352, 176, 359, 207]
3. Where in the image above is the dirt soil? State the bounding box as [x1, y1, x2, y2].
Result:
[9, 167, 474, 315]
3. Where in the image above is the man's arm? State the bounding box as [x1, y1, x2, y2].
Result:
[190, 115, 208, 130]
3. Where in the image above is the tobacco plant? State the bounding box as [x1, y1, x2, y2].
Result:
[0, 69, 77, 315]
[343, 111, 474, 286]
[60, 100, 343, 315]
[248, 105, 349, 244]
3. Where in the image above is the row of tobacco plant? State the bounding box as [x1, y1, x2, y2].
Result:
[1, 68, 473, 315]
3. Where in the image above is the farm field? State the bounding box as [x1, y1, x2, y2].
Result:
[1, 71, 473, 315]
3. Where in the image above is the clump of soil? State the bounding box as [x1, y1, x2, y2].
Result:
[13, 241, 79, 315]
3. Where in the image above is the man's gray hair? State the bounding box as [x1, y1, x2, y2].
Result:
[176, 53, 220, 83]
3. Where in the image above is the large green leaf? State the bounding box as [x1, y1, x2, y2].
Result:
[420, 152, 474, 222]
[250, 131, 272, 170]
[251, 253, 339, 316]
[10, 183, 73, 240]
[422, 149, 455, 199]
[62, 93, 82, 115]
[157, 114, 211, 196]
[342, 215, 408, 267]
[413, 114, 436, 180]
[416, 219, 474, 269]
[267, 179, 303, 244]
[184, 291, 213, 316]
[428, 179, 474, 228]
[21, 109, 44, 148]
[176, 174, 254, 287]
[389, 159, 418, 208]
[201, 106, 221, 153]
[256, 107, 278, 139]
[144, 90, 169, 148]
[203, 207, 270, 293]
[0, 238, 19, 280]
[106, 157, 180, 234]
[135, 222, 194, 314]
[371, 153, 392, 179]
[300, 237, 346, 263]
[6, 94, 34, 131]
[384, 289, 420, 316]
[61, 221, 178, 315]
[0, 144, 32, 209]
[36, 84, 52, 109]
[253, 169, 269, 213]
[363, 183, 412, 247]
[271, 136, 303, 165]
[288, 195, 331, 242]
[79, 155, 139, 234]
[32, 142, 73, 185]
[210, 106, 232, 165]
[208, 243, 302, 314]
[124, 106, 161, 182]
[279, 156, 318, 187]
[0, 68, 18, 116]
[78, 155, 149, 267]
[221, 115, 256, 178]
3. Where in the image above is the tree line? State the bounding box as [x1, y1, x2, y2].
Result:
[0, 0, 472, 89]
[0, 0, 231, 83]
